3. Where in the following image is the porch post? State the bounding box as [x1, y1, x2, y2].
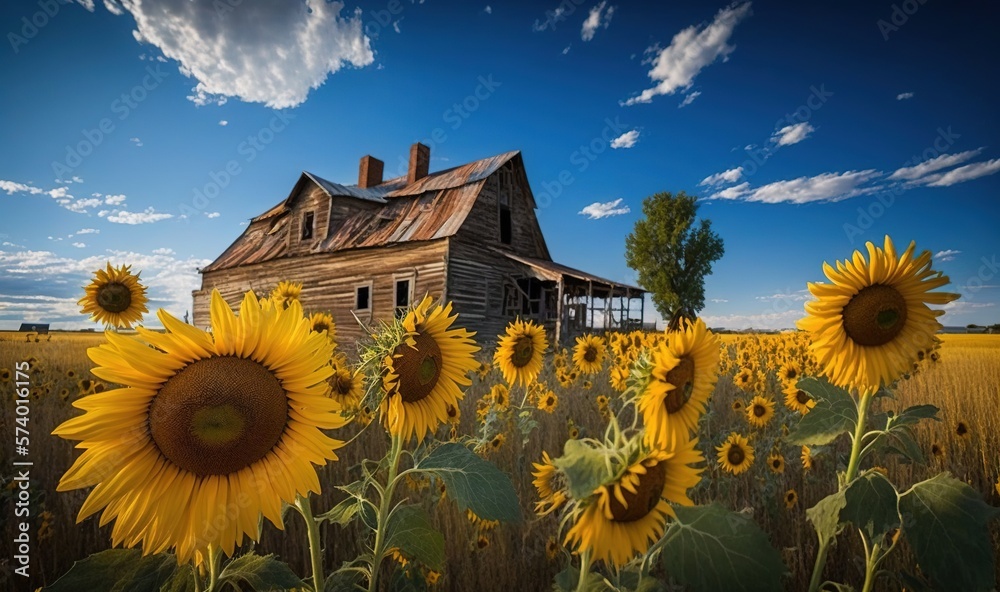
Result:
[555, 276, 564, 345]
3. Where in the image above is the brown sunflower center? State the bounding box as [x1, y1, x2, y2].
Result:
[796, 390, 810, 405]
[149, 356, 288, 476]
[313, 322, 330, 333]
[727, 444, 746, 466]
[609, 461, 667, 523]
[842, 284, 908, 346]
[772, 458, 781, 469]
[95, 282, 132, 313]
[663, 356, 695, 413]
[331, 371, 353, 396]
[753, 404, 767, 417]
[956, 422, 968, 436]
[583, 346, 598, 363]
[511, 335, 536, 368]
[392, 329, 443, 403]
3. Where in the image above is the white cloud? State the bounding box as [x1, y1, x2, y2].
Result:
[75, 228, 100, 235]
[205, 212, 221, 218]
[700, 166, 743, 186]
[65, 198, 104, 213]
[105, 207, 174, 224]
[771, 122, 815, 146]
[623, 2, 751, 105]
[896, 92, 914, 100]
[934, 249, 960, 262]
[888, 149, 983, 181]
[130, 137, 143, 147]
[711, 170, 880, 204]
[103, 193, 127, 205]
[579, 198, 630, 219]
[710, 298, 729, 303]
[218, 120, 228, 126]
[610, 129, 640, 149]
[484, 5, 492, 14]
[72, 242, 86, 248]
[581, 2, 615, 41]
[1, 180, 43, 195]
[562, 45, 571, 55]
[152, 248, 175, 255]
[699, 309, 802, 331]
[533, 6, 567, 31]
[678, 90, 701, 108]
[922, 158, 1000, 187]
[104, 0, 374, 109]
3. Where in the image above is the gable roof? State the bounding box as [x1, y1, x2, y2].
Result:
[202, 150, 526, 272]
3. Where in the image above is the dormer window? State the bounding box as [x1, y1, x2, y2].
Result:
[302, 211, 314, 240]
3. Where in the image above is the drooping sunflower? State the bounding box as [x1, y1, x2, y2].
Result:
[563, 438, 704, 567]
[797, 236, 959, 395]
[801, 445, 813, 471]
[638, 318, 720, 449]
[328, 364, 363, 408]
[78, 263, 149, 329]
[494, 319, 547, 387]
[767, 452, 785, 474]
[53, 290, 346, 564]
[746, 395, 775, 428]
[717, 432, 755, 475]
[783, 384, 815, 415]
[532, 451, 567, 516]
[381, 296, 480, 442]
[308, 312, 337, 344]
[270, 280, 303, 309]
[572, 334, 607, 375]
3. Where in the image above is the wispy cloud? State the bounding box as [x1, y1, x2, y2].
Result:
[579, 198, 630, 219]
[623, 2, 751, 105]
[921, 158, 1000, 187]
[700, 166, 743, 186]
[103, 207, 174, 225]
[678, 90, 701, 108]
[771, 122, 815, 146]
[581, 2, 616, 41]
[710, 170, 880, 204]
[130, 137, 143, 147]
[218, 120, 228, 126]
[896, 92, 914, 100]
[934, 249, 960, 262]
[888, 149, 983, 181]
[710, 298, 729, 303]
[205, 212, 221, 218]
[610, 129, 640, 149]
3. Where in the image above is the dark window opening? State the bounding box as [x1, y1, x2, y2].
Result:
[499, 205, 512, 244]
[355, 285, 370, 310]
[302, 211, 315, 240]
[394, 279, 411, 318]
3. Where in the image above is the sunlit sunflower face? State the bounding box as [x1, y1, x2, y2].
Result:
[783, 384, 815, 414]
[78, 263, 149, 329]
[53, 290, 346, 564]
[494, 320, 547, 387]
[797, 236, 959, 395]
[308, 312, 337, 344]
[538, 391, 558, 413]
[767, 453, 785, 474]
[717, 433, 755, 475]
[746, 395, 775, 428]
[572, 334, 607, 375]
[381, 296, 480, 442]
[270, 280, 303, 309]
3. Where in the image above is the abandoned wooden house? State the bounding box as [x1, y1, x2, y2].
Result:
[193, 143, 645, 345]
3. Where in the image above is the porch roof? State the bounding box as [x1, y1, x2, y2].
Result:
[498, 251, 645, 298]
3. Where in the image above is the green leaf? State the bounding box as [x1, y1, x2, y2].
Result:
[888, 404, 940, 428]
[660, 504, 786, 592]
[161, 565, 198, 592]
[317, 497, 361, 526]
[806, 489, 848, 544]
[217, 553, 305, 591]
[841, 471, 899, 542]
[883, 426, 925, 465]
[552, 566, 611, 592]
[325, 569, 363, 592]
[552, 438, 612, 501]
[385, 505, 445, 571]
[418, 442, 520, 522]
[898, 473, 1000, 592]
[44, 549, 179, 592]
[787, 377, 857, 446]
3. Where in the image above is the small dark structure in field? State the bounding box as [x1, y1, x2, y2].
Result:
[193, 144, 645, 344]
[18, 322, 50, 341]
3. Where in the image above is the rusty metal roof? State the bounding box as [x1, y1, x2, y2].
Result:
[499, 250, 645, 294]
[202, 151, 521, 272]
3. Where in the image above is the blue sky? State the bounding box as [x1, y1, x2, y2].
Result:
[1, 0, 998, 330]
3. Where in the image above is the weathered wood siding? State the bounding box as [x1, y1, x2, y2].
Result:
[285, 184, 329, 257]
[193, 240, 449, 348]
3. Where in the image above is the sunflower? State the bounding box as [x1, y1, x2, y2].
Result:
[475, 534, 490, 550]
[308, 312, 337, 344]
[0, 368, 10, 383]
[930, 443, 943, 458]
[445, 403, 461, 424]
[801, 445, 813, 471]
[381, 296, 480, 442]
[328, 365, 362, 408]
[797, 236, 959, 395]
[270, 280, 302, 309]
[563, 438, 703, 567]
[638, 318, 720, 449]
[572, 334, 607, 375]
[78, 263, 149, 328]
[717, 433, 755, 475]
[956, 421, 969, 438]
[538, 390, 558, 413]
[52, 290, 346, 564]
[778, 361, 801, 386]
[546, 536, 561, 561]
[488, 433, 506, 453]
[783, 384, 815, 415]
[767, 452, 785, 474]
[733, 368, 754, 391]
[746, 395, 775, 428]
[610, 365, 629, 392]
[66, 369, 77, 379]
[784, 489, 798, 509]
[731, 398, 744, 412]
[494, 319, 547, 387]
[490, 383, 510, 410]
[532, 451, 567, 516]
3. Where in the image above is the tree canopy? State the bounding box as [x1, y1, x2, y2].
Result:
[624, 191, 724, 329]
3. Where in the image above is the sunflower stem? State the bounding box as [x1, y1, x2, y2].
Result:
[575, 549, 592, 592]
[806, 538, 831, 592]
[860, 541, 881, 592]
[206, 544, 221, 592]
[295, 494, 325, 592]
[368, 434, 404, 592]
[192, 564, 203, 592]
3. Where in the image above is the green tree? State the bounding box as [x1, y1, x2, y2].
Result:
[625, 191, 724, 330]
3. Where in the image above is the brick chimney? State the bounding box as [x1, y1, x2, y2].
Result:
[358, 155, 384, 188]
[407, 142, 430, 184]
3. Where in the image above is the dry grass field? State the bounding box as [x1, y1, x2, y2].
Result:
[1, 329, 998, 590]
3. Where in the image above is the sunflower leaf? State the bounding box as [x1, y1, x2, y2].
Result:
[841, 471, 900, 543]
[552, 438, 613, 501]
[384, 505, 445, 571]
[660, 504, 787, 592]
[43, 549, 179, 592]
[888, 404, 940, 428]
[553, 566, 612, 591]
[217, 553, 305, 591]
[418, 442, 520, 522]
[788, 377, 857, 446]
[806, 489, 848, 545]
[316, 497, 361, 526]
[897, 473, 1000, 592]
